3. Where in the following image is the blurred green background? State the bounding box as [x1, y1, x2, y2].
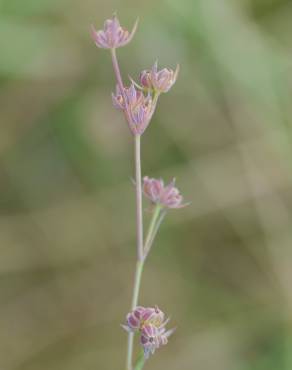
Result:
[1, 0, 292, 369]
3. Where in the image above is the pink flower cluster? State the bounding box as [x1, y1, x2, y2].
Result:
[123, 306, 174, 359]
[143, 176, 187, 209]
[92, 15, 188, 364]
[112, 84, 153, 136]
[139, 61, 179, 93]
[91, 15, 179, 136]
[111, 59, 178, 135]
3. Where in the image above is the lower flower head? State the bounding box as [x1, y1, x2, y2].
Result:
[122, 306, 174, 359]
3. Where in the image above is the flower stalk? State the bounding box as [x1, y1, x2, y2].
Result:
[135, 135, 144, 262]
[144, 207, 166, 259]
[91, 14, 187, 370]
[144, 205, 162, 254]
[128, 259, 144, 370]
[133, 351, 145, 370]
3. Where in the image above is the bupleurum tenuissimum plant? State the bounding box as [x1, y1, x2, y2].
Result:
[91, 14, 187, 370]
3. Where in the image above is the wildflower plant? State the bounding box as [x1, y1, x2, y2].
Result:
[92, 14, 187, 370]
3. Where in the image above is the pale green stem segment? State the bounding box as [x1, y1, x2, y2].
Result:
[149, 91, 160, 122]
[143, 204, 164, 257]
[127, 205, 166, 370]
[110, 48, 132, 124]
[133, 351, 145, 370]
[127, 135, 144, 370]
[135, 135, 144, 261]
[127, 260, 144, 370]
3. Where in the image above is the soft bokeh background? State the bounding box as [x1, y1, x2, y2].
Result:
[1, 0, 292, 369]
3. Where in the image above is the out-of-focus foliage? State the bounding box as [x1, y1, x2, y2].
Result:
[1, 0, 292, 369]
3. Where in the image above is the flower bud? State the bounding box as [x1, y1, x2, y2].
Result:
[139, 70, 153, 89]
[150, 62, 179, 93]
[126, 306, 145, 330]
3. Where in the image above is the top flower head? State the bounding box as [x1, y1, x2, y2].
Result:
[91, 15, 138, 49]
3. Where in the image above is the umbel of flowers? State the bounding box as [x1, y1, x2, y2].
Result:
[92, 14, 187, 370]
[123, 306, 175, 359]
[91, 15, 179, 137]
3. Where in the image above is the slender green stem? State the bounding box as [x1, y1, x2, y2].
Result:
[110, 47, 148, 370]
[135, 135, 144, 261]
[110, 48, 131, 123]
[127, 205, 166, 369]
[127, 135, 144, 370]
[133, 351, 145, 370]
[110, 49, 124, 94]
[144, 209, 166, 258]
[112, 72, 164, 370]
[131, 260, 144, 310]
[127, 206, 166, 369]
[143, 205, 162, 256]
[127, 260, 144, 370]
[150, 91, 160, 121]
